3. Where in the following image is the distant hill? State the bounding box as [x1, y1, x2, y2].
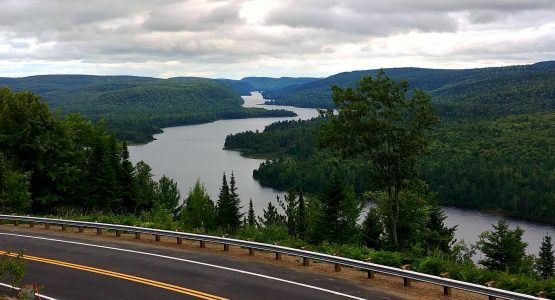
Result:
[0, 75, 296, 143]
[239, 77, 320, 92]
[264, 61, 555, 119]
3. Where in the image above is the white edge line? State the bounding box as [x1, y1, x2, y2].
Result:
[0, 232, 367, 300]
[0, 282, 58, 300]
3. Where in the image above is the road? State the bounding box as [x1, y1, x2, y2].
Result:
[0, 226, 404, 300]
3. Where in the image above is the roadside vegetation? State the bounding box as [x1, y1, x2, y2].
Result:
[1, 75, 554, 298]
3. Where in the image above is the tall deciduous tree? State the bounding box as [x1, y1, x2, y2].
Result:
[319, 70, 438, 249]
[536, 234, 555, 279]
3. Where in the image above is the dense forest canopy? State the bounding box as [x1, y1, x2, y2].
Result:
[225, 63, 555, 225]
[263, 61, 555, 119]
[0, 75, 296, 143]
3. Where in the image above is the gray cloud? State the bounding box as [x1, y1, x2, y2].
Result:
[0, 0, 553, 78]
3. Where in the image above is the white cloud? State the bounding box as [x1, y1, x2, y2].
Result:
[0, 0, 553, 78]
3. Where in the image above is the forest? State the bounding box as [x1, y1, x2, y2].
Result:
[2, 83, 555, 297]
[225, 111, 555, 224]
[263, 61, 555, 120]
[0, 76, 296, 143]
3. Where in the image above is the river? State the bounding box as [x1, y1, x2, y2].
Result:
[130, 92, 555, 256]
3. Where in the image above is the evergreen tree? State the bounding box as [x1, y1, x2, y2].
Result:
[156, 175, 181, 216]
[278, 191, 297, 236]
[247, 198, 258, 227]
[119, 141, 135, 211]
[425, 202, 457, 252]
[132, 161, 158, 213]
[310, 176, 361, 244]
[478, 219, 528, 273]
[216, 172, 242, 232]
[179, 179, 215, 230]
[536, 234, 555, 279]
[362, 207, 383, 249]
[258, 199, 284, 227]
[296, 190, 307, 238]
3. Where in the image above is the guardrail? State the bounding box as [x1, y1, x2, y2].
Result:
[0, 214, 546, 300]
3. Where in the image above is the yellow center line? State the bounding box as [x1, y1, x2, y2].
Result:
[1, 251, 228, 300]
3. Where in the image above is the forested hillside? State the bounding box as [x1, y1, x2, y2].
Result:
[263, 61, 555, 118]
[226, 112, 555, 224]
[0, 75, 296, 143]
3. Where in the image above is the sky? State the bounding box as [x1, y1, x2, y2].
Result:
[0, 0, 554, 79]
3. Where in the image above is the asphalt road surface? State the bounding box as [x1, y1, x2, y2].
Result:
[0, 226, 405, 300]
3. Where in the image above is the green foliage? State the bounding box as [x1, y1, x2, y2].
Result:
[258, 199, 284, 227]
[362, 207, 384, 249]
[422, 112, 555, 224]
[477, 219, 529, 273]
[0, 251, 26, 288]
[0, 152, 31, 213]
[246, 199, 258, 227]
[215, 173, 243, 232]
[264, 61, 555, 120]
[156, 175, 181, 215]
[309, 176, 361, 244]
[178, 179, 215, 230]
[320, 70, 438, 249]
[536, 235, 555, 279]
[0, 76, 296, 143]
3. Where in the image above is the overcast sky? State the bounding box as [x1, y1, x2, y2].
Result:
[1, 0, 554, 78]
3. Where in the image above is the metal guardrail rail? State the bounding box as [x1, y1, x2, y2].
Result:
[0, 214, 546, 300]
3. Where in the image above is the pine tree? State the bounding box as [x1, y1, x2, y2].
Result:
[216, 172, 243, 232]
[119, 141, 135, 211]
[179, 179, 215, 230]
[278, 191, 297, 236]
[362, 207, 383, 249]
[258, 199, 284, 227]
[311, 176, 361, 244]
[478, 219, 527, 273]
[297, 190, 307, 238]
[247, 198, 258, 227]
[536, 234, 555, 279]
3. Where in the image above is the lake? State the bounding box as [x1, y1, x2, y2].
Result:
[130, 92, 555, 255]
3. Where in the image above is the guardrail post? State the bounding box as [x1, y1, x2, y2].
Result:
[78, 226, 84, 233]
[61, 224, 66, 231]
[155, 235, 161, 242]
[365, 258, 375, 278]
[401, 265, 412, 287]
[440, 272, 451, 296]
[116, 230, 121, 237]
[224, 244, 230, 251]
[44, 223, 50, 229]
[485, 281, 496, 300]
[97, 228, 102, 235]
[249, 248, 255, 256]
[538, 291, 546, 298]
[275, 252, 281, 260]
[302, 257, 310, 266]
[200, 241, 206, 248]
[177, 237, 182, 244]
[14, 220, 18, 226]
[29, 222, 34, 228]
[135, 232, 141, 239]
[333, 253, 341, 272]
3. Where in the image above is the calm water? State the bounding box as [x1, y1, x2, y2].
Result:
[130, 92, 555, 255]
